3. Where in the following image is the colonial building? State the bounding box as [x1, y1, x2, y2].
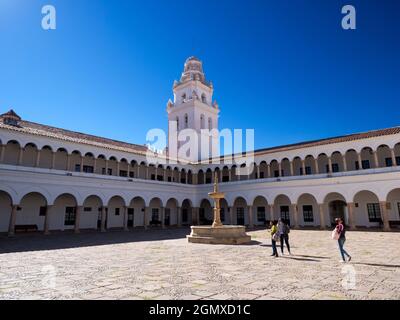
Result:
[1, 57, 400, 236]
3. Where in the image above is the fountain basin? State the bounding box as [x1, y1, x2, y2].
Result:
[187, 225, 251, 245]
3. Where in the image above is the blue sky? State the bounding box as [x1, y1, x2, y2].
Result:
[0, 0, 399, 151]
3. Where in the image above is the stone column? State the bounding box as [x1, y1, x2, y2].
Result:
[302, 160, 306, 176]
[289, 161, 294, 176]
[44, 205, 52, 235]
[347, 202, 356, 230]
[80, 155, 84, 172]
[101, 206, 107, 232]
[342, 155, 348, 171]
[379, 201, 390, 231]
[116, 161, 120, 176]
[186, 172, 188, 184]
[177, 207, 182, 227]
[178, 171, 182, 183]
[66, 154, 71, 171]
[256, 165, 260, 179]
[164, 169, 167, 182]
[314, 158, 319, 174]
[17, 147, 23, 165]
[278, 162, 282, 177]
[247, 205, 254, 228]
[160, 207, 165, 229]
[146, 166, 149, 180]
[51, 152, 56, 169]
[291, 204, 299, 228]
[137, 165, 140, 178]
[318, 204, 326, 229]
[269, 204, 275, 221]
[194, 207, 200, 225]
[8, 205, 18, 237]
[373, 151, 379, 168]
[357, 153, 363, 170]
[328, 157, 332, 173]
[231, 206, 236, 225]
[267, 164, 271, 178]
[391, 149, 397, 166]
[74, 206, 83, 234]
[105, 160, 109, 175]
[0, 144, 5, 163]
[123, 206, 128, 231]
[144, 207, 148, 230]
[35, 150, 41, 167]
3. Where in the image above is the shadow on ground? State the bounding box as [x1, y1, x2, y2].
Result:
[0, 227, 192, 254]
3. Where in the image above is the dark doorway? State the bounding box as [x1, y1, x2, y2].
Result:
[127, 208, 134, 227]
[329, 200, 347, 226]
[237, 207, 245, 225]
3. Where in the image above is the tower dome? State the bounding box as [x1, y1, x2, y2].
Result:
[179, 56, 208, 86]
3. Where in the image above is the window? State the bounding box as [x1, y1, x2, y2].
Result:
[398, 203, 400, 218]
[355, 161, 360, 170]
[257, 207, 265, 222]
[260, 171, 265, 178]
[385, 158, 393, 167]
[119, 170, 127, 177]
[151, 174, 156, 180]
[115, 208, 120, 216]
[176, 116, 180, 130]
[181, 93, 186, 103]
[129, 171, 135, 178]
[102, 168, 106, 175]
[236, 207, 245, 224]
[367, 203, 381, 222]
[201, 94, 206, 103]
[396, 156, 400, 166]
[208, 118, 212, 129]
[168, 177, 172, 182]
[84, 207, 92, 212]
[205, 177, 212, 184]
[280, 206, 290, 221]
[332, 163, 339, 173]
[222, 175, 229, 182]
[303, 205, 314, 222]
[152, 208, 159, 221]
[75, 164, 81, 172]
[64, 207, 76, 226]
[83, 165, 94, 173]
[305, 166, 312, 175]
[39, 206, 47, 216]
[107, 168, 112, 175]
[220, 208, 225, 222]
[362, 160, 370, 169]
[274, 170, 279, 177]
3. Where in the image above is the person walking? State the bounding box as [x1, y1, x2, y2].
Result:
[278, 219, 291, 255]
[270, 220, 279, 257]
[335, 218, 351, 263]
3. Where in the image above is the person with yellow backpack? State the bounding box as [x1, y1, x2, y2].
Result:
[270, 220, 279, 257]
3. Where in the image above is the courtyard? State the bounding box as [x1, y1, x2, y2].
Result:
[0, 228, 399, 300]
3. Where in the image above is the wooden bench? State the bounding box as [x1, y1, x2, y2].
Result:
[389, 221, 400, 228]
[149, 220, 162, 227]
[15, 225, 38, 233]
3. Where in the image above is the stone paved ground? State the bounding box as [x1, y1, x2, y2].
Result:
[0, 228, 399, 300]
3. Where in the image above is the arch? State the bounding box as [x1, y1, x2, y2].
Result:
[106, 195, 126, 229]
[199, 198, 213, 225]
[353, 190, 381, 227]
[323, 192, 348, 227]
[129, 196, 146, 228]
[165, 198, 179, 226]
[297, 193, 319, 226]
[345, 149, 358, 171]
[376, 144, 392, 168]
[18, 192, 48, 231]
[252, 195, 269, 225]
[81, 195, 103, 230]
[3, 140, 21, 165]
[0, 190, 13, 232]
[51, 193, 78, 231]
[386, 188, 400, 223]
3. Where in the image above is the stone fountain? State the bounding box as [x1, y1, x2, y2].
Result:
[187, 173, 251, 245]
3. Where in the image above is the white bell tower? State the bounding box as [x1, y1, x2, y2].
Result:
[167, 57, 220, 162]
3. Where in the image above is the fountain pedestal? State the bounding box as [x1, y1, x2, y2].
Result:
[187, 173, 251, 245]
